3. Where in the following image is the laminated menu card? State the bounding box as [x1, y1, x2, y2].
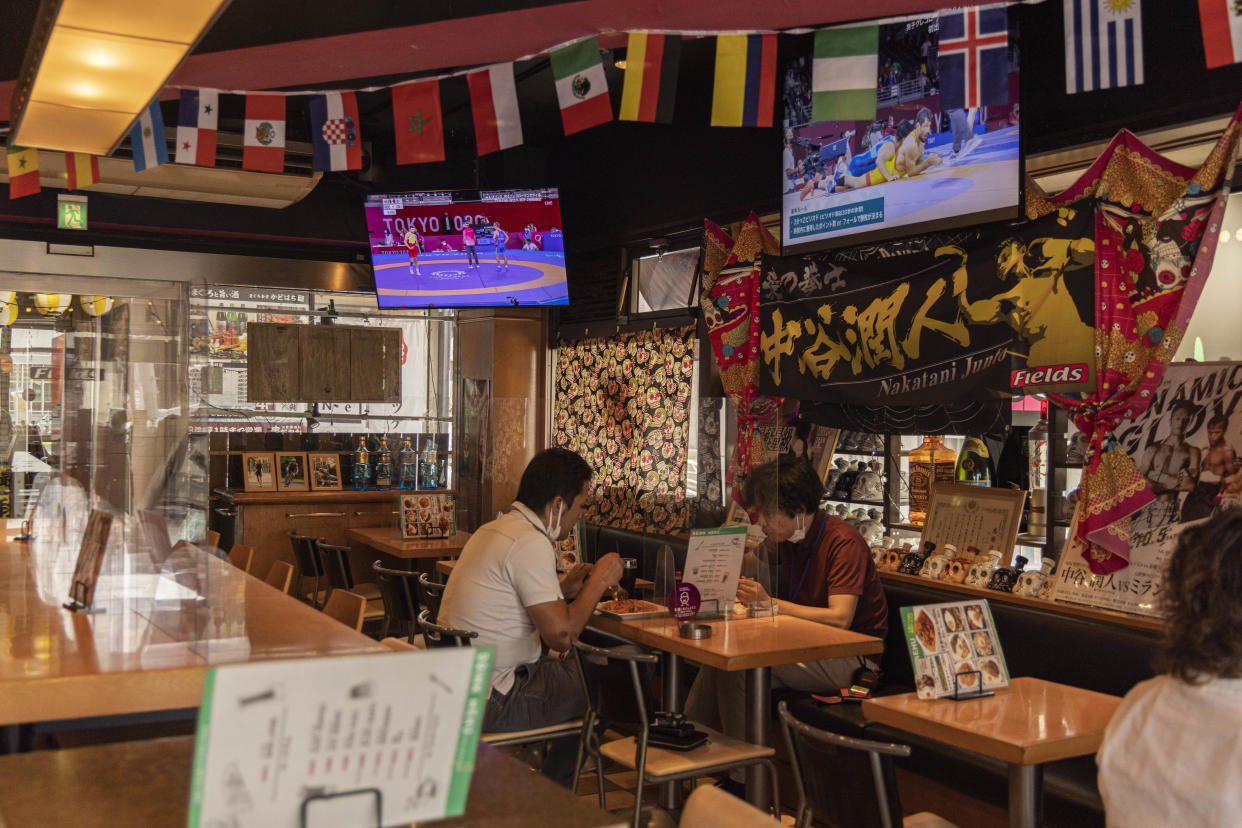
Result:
[188, 647, 492, 828]
[900, 600, 1010, 699]
[682, 525, 747, 614]
[399, 492, 455, 539]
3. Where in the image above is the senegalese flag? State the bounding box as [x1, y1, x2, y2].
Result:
[710, 34, 777, 127]
[6, 145, 39, 199]
[550, 37, 613, 135]
[65, 152, 100, 191]
[812, 24, 879, 123]
[619, 32, 681, 123]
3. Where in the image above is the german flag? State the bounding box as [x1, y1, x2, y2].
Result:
[65, 152, 100, 191]
[710, 34, 777, 128]
[619, 32, 681, 123]
[6, 145, 39, 199]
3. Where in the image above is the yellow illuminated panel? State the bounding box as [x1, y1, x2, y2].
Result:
[30, 28, 184, 115]
[59, 0, 228, 45]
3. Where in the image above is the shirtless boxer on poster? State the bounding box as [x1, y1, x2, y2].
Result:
[1182, 413, 1239, 521]
[1134, 401, 1201, 532]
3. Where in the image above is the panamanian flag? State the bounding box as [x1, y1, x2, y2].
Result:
[175, 89, 218, 166]
[130, 99, 169, 172]
[938, 5, 1010, 111]
[309, 92, 362, 171]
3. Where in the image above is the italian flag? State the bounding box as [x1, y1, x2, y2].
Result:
[812, 24, 879, 123]
[6, 145, 39, 199]
[550, 37, 612, 135]
[468, 63, 524, 155]
[1199, 0, 1242, 68]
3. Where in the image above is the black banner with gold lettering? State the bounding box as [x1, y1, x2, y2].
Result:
[758, 206, 1096, 430]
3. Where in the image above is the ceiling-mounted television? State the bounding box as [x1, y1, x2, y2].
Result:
[781, 11, 1020, 253]
[363, 188, 567, 308]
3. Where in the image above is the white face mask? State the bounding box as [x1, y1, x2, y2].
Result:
[546, 500, 564, 542]
[788, 513, 807, 544]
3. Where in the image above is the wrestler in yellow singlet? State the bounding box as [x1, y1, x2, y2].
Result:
[867, 151, 903, 186]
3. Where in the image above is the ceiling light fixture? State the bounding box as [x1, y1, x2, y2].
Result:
[9, 0, 233, 155]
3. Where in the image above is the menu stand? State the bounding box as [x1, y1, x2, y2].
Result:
[300, 787, 382, 828]
[948, 669, 993, 701]
[61, 581, 105, 614]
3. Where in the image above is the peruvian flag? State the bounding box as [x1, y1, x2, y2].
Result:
[309, 91, 362, 171]
[550, 37, 612, 135]
[243, 94, 286, 173]
[467, 63, 523, 156]
[1199, 0, 1242, 68]
[175, 89, 218, 166]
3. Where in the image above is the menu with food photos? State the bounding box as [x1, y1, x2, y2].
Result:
[399, 493, 455, 539]
[900, 599, 1010, 699]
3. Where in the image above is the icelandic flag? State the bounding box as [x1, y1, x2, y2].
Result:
[130, 100, 169, 172]
[1064, 0, 1144, 94]
[175, 89, 218, 166]
[938, 6, 1010, 111]
[309, 92, 362, 171]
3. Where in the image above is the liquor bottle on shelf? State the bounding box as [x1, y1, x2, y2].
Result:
[1027, 401, 1051, 536]
[955, 436, 994, 487]
[398, 437, 418, 489]
[373, 436, 393, 490]
[908, 435, 956, 526]
[352, 436, 370, 491]
[419, 437, 441, 490]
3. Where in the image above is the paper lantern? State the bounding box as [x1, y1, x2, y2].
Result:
[0, 292, 16, 326]
[34, 293, 72, 317]
[79, 295, 114, 317]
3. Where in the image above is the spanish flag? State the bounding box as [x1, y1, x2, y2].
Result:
[6, 145, 39, 199]
[710, 34, 777, 128]
[619, 32, 681, 123]
[65, 152, 100, 191]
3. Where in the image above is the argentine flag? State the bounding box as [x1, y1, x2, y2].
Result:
[130, 100, 169, 172]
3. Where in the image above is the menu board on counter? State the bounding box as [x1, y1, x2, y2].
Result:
[1050, 515, 1185, 618]
[900, 599, 1011, 699]
[682, 525, 747, 614]
[920, 482, 1025, 563]
[188, 648, 492, 828]
[399, 493, 456, 539]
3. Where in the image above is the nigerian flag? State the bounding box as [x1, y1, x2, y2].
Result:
[812, 24, 879, 123]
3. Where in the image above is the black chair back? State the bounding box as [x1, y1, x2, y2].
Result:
[318, 541, 356, 591]
[416, 609, 477, 648]
[417, 572, 445, 621]
[288, 531, 326, 608]
[372, 560, 419, 643]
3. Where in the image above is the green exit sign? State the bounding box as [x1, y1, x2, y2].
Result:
[57, 194, 87, 230]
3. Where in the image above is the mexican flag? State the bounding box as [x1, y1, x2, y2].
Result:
[550, 37, 612, 135]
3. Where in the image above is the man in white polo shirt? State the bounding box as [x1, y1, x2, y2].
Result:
[439, 448, 621, 785]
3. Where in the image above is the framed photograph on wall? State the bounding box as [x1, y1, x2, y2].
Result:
[276, 452, 309, 492]
[308, 452, 343, 491]
[242, 452, 277, 492]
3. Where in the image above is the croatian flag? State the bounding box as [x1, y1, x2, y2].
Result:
[938, 6, 1009, 111]
[1064, 0, 1144, 94]
[129, 100, 169, 172]
[175, 89, 218, 166]
[309, 91, 362, 171]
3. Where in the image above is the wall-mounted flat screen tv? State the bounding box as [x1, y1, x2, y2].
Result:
[781, 11, 1020, 253]
[364, 188, 567, 308]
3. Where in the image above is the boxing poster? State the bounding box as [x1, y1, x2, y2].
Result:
[758, 204, 1096, 426]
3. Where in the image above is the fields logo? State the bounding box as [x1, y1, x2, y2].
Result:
[1011, 363, 1088, 388]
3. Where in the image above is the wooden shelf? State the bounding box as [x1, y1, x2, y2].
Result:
[218, 488, 452, 505]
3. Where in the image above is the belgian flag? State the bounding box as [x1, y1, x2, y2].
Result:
[618, 32, 681, 124]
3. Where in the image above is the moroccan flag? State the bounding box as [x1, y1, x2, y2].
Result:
[65, 152, 99, 190]
[467, 64, 523, 155]
[938, 6, 1009, 110]
[710, 34, 777, 127]
[392, 80, 445, 164]
[812, 24, 879, 123]
[6, 146, 39, 199]
[1199, 0, 1242, 68]
[550, 37, 612, 135]
[309, 91, 363, 171]
[130, 100, 169, 172]
[175, 88, 218, 166]
[619, 32, 681, 123]
[243, 94, 286, 173]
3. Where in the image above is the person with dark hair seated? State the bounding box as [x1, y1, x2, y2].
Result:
[1097, 510, 1242, 826]
[685, 458, 887, 766]
[440, 447, 622, 785]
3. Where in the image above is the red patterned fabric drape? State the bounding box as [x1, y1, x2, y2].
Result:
[552, 326, 694, 533]
[1029, 103, 1242, 573]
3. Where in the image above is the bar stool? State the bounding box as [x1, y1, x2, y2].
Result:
[288, 531, 328, 609]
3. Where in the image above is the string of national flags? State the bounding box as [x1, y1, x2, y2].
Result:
[6, 0, 1242, 200]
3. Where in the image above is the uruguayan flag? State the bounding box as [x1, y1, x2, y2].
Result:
[1064, 0, 1144, 94]
[130, 100, 169, 172]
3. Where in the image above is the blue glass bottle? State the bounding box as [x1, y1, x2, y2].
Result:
[398, 436, 418, 489]
[352, 436, 370, 491]
[419, 437, 440, 490]
[373, 436, 393, 491]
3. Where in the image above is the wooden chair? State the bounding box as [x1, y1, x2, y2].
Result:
[372, 561, 420, 643]
[777, 701, 957, 828]
[573, 640, 780, 828]
[681, 784, 782, 827]
[317, 541, 384, 626]
[322, 589, 366, 632]
[227, 544, 255, 574]
[264, 560, 294, 594]
[206, 530, 221, 549]
[288, 531, 328, 608]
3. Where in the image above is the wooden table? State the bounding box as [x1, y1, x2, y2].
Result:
[0, 536, 385, 729]
[0, 736, 626, 828]
[863, 676, 1122, 828]
[591, 612, 883, 808]
[348, 527, 472, 560]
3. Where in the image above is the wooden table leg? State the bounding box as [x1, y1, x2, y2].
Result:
[745, 666, 771, 809]
[1008, 763, 1043, 828]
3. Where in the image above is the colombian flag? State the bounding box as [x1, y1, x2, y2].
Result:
[619, 32, 681, 123]
[6, 146, 39, 199]
[65, 152, 100, 191]
[710, 34, 777, 127]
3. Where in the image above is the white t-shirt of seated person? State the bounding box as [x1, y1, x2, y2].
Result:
[438, 503, 563, 695]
